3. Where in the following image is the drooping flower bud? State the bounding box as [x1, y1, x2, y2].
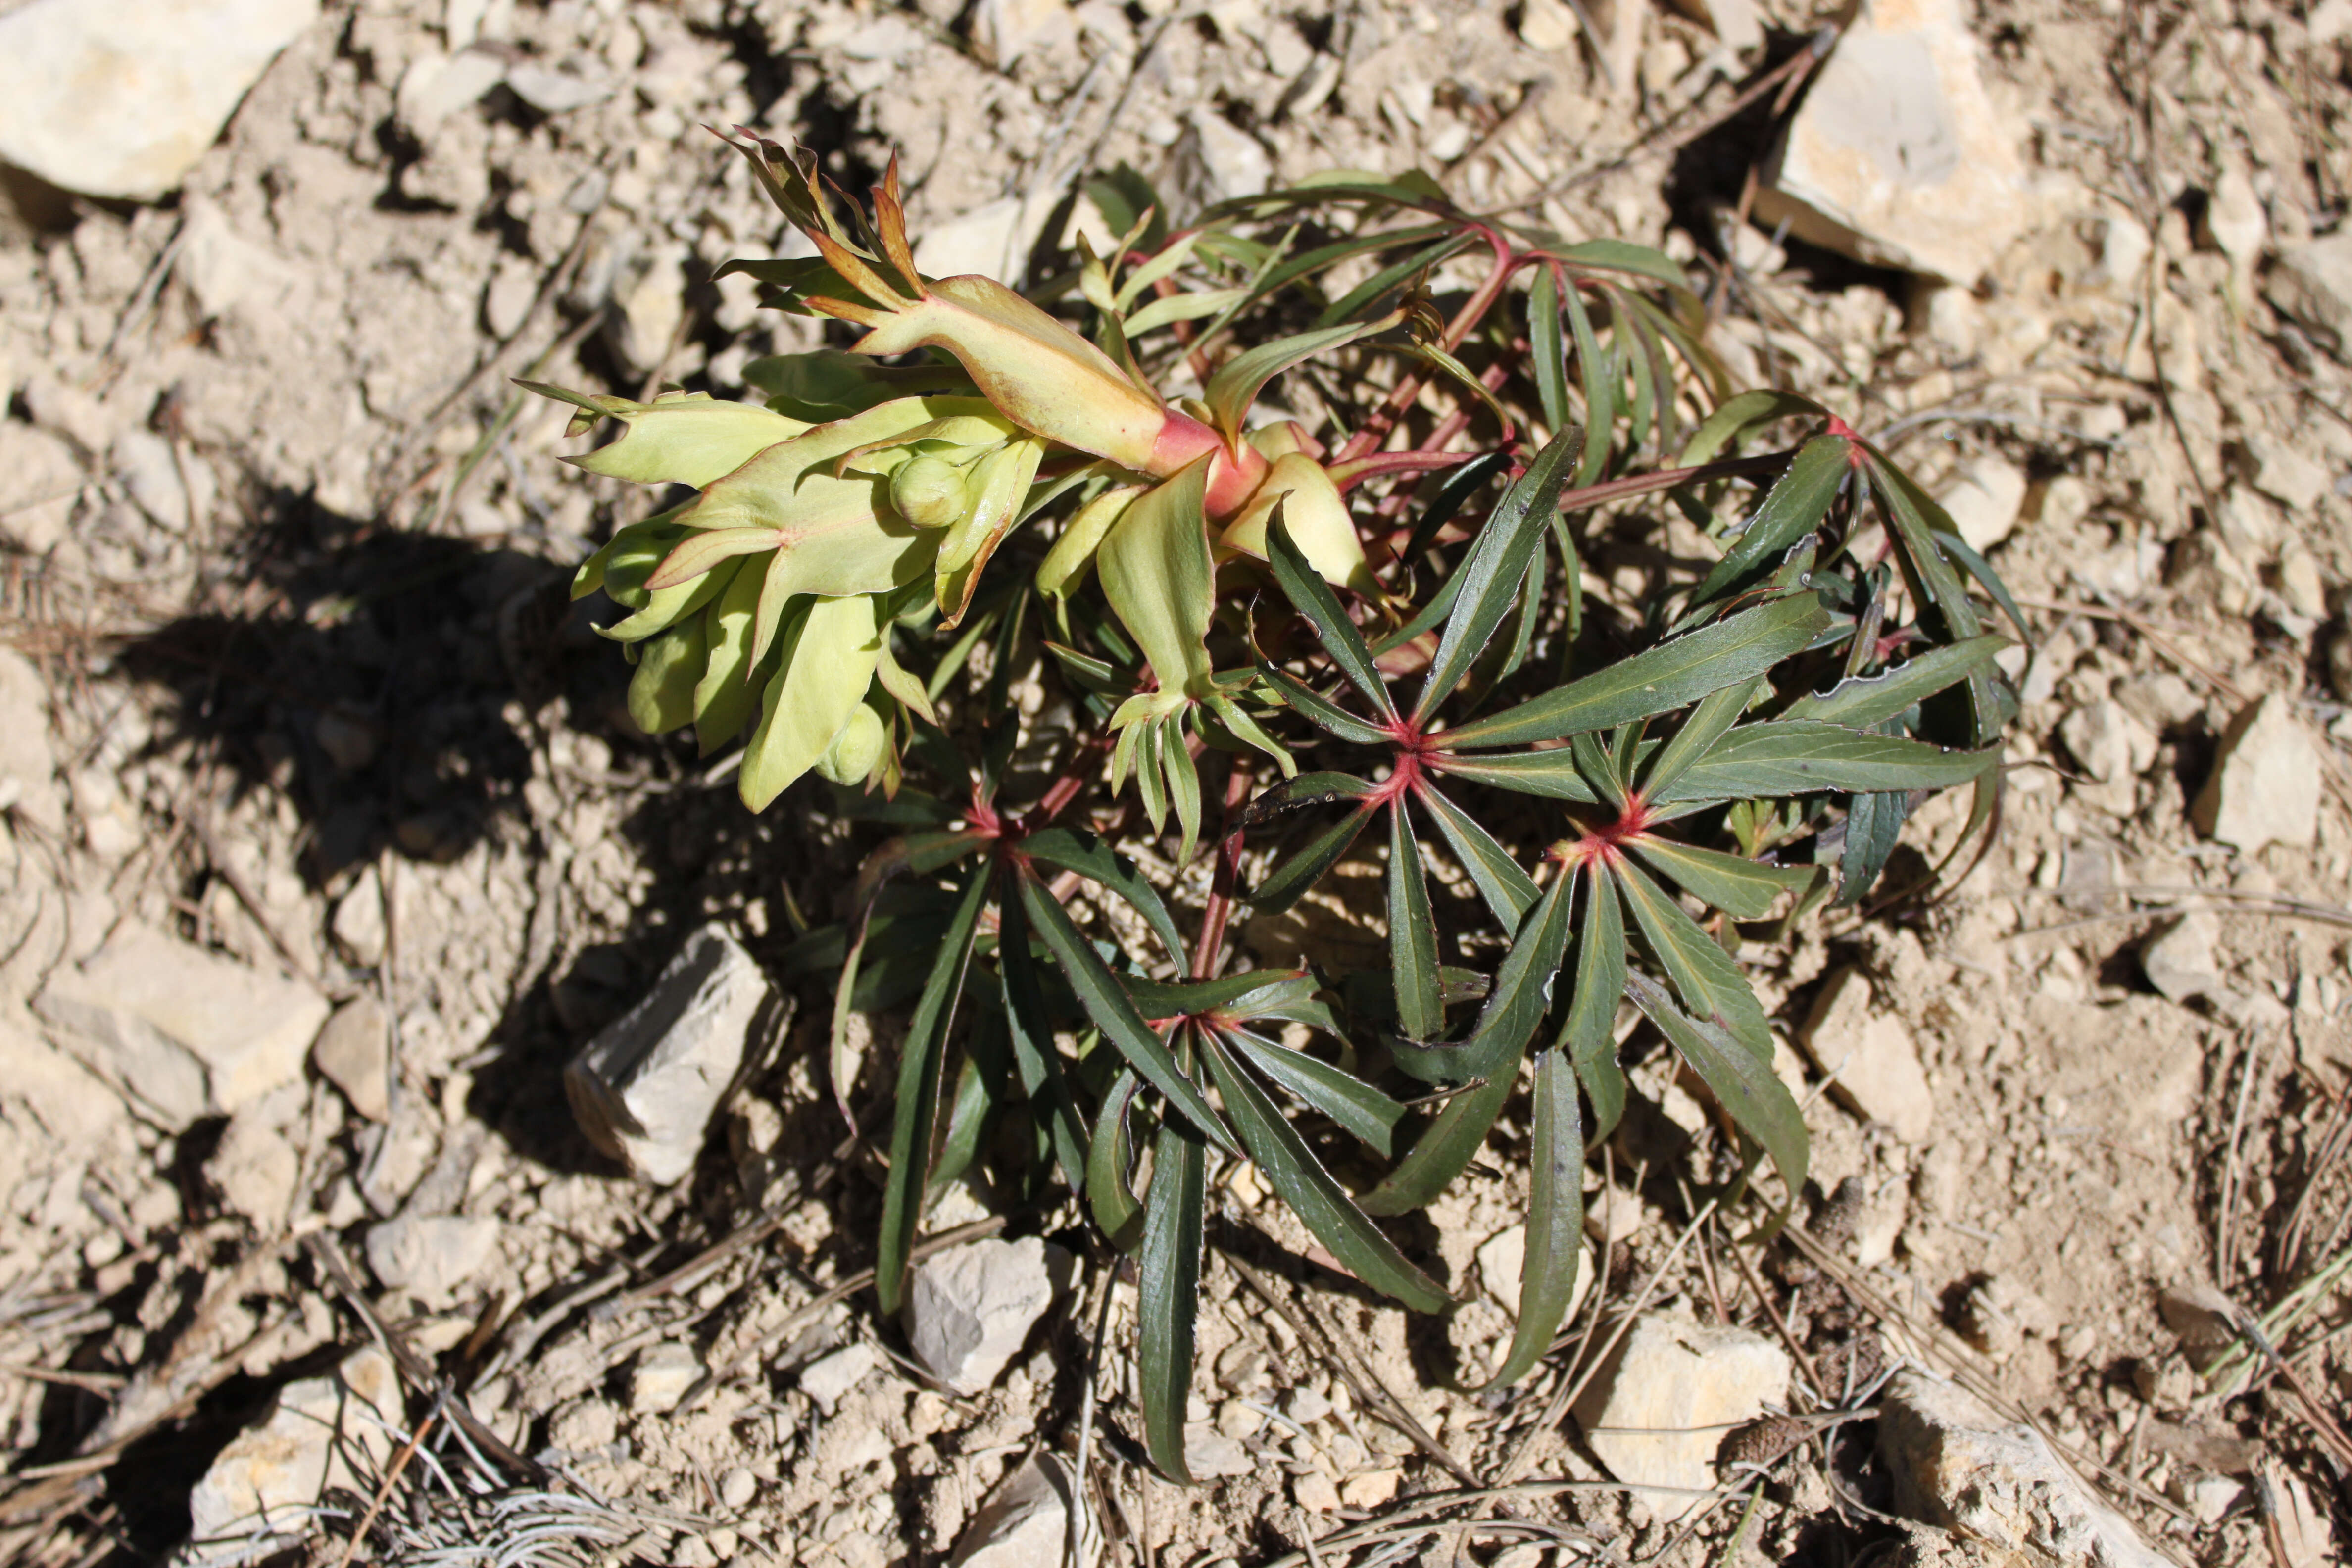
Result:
[816, 703, 887, 785]
[888, 454, 968, 529]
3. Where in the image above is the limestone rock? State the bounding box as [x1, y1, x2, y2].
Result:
[949, 1454, 1087, 1568]
[312, 996, 391, 1122]
[904, 1237, 1069, 1395]
[204, 1105, 300, 1230]
[2267, 233, 2352, 358]
[1937, 454, 2028, 552]
[1571, 1312, 1790, 1503]
[186, 1347, 400, 1553]
[1878, 1369, 2171, 1568]
[1798, 969, 1935, 1143]
[364, 1214, 500, 1308]
[1478, 1224, 1589, 1324]
[630, 1342, 700, 1414]
[1182, 1423, 1253, 1477]
[565, 924, 780, 1184]
[913, 198, 1027, 284]
[2192, 693, 2322, 855]
[0, 421, 83, 558]
[798, 1342, 876, 1415]
[1754, 0, 2040, 284]
[0, 645, 65, 832]
[2140, 910, 2222, 1003]
[2058, 699, 2157, 814]
[0, 0, 321, 202]
[35, 923, 329, 1127]
[2241, 436, 2331, 512]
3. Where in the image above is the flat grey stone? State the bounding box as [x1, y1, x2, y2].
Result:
[904, 1237, 1069, 1395]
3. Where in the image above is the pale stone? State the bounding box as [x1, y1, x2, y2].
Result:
[204, 1108, 299, 1230]
[2270, 233, 2352, 358]
[565, 924, 779, 1184]
[2279, 546, 2328, 621]
[363, 1214, 500, 1308]
[1180, 110, 1272, 205]
[1571, 1313, 1790, 1504]
[1292, 1470, 1342, 1513]
[611, 245, 688, 377]
[0, 644, 66, 832]
[949, 1455, 1082, 1567]
[1477, 1224, 1589, 1326]
[395, 48, 505, 136]
[1936, 454, 2028, 551]
[904, 1237, 1069, 1395]
[2192, 694, 2322, 855]
[1181, 1424, 1252, 1477]
[1340, 1468, 1402, 1508]
[630, 1342, 700, 1414]
[1754, 0, 2039, 284]
[797, 1342, 876, 1415]
[2243, 437, 2331, 512]
[35, 923, 329, 1127]
[2058, 699, 2157, 814]
[1797, 969, 1934, 1143]
[504, 63, 612, 114]
[0, 0, 320, 201]
[969, 0, 1076, 69]
[186, 1347, 400, 1550]
[312, 996, 391, 1122]
[1518, 0, 1579, 50]
[1664, 0, 1761, 52]
[331, 875, 386, 966]
[913, 198, 1027, 284]
[1878, 1370, 2171, 1568]
[2199, 165, 2266, 285]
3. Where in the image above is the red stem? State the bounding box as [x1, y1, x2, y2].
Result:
[1333, 227, 1524, 465]
[1189, 760, 1258, 979]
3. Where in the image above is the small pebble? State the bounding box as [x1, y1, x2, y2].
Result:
[719, 1466, 757, 1511]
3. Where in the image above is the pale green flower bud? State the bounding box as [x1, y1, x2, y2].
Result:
[816, 703, 887, 786]
[889, 454, 969, 529]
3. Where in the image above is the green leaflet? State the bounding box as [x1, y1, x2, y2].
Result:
[1674, 390, 1828, 469]
[1222, 1027, 1404, 1157]
[1434, 594, 1828, 751]
[628, 613, 710, 736]
[1413, 784, 1541, 927]
[1613, 855, 1770, 1058]
[1402, 865, 1573, 1086]
[1260, 665, 1392, 745]
[1838, 785, 1908, 906]
[1779, 635, 2009, 728]
[1099, 457, 1217, 701]
[1246, 803, 1375, 914]
[1202, 312, 1402, 444]
[1138, 1103, 1208, 1483]
[1415, 424, 1583, 723]
[1557, 236, 1691, 291]
[1637, 677, 1760, 800]
[1357, 1071, 1514, 1217]
[1480, 1046, 1583, 1389]
[1016, 870, 1236, 1153]
[1265, 513, 1395, 718]
[1387, 803, 1444, 1045]
[874, 862, 990, 1314]
[536, 386, 809, 488]
[740, 593, 884, 811]
[1658, 719, 2002, 804]
[1019, 825, 1188, 964]
[1625, 971, 1807, 1206]
[1627, 836, 1816, 922]
[1202, 1035, 1449, 1313]
[1088, 1067, 1146, 1251]
[1529, 263, 1568, 437]
[1425, 749, 1602, 803]
[694, 550, 780, 754]
[1122, 969, 1310, 1020]
[996, 883, 1092, 1197]
[1684, 432, 1852, 612]
[1557, 863, 1626, 1144]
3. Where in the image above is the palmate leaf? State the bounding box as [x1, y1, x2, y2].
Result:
[1624, 971, 1807, 1207]
[1482, 1045, 1583, 1389]
[1201, 1032, 1449, 1312]
[875, 862, 991, 1314]
[1436, 594, 1829, 751]
[1138, 1103, 1207, 1483]
[1611, 856, 1771, 1058]
[1413, 425, 1583, 723]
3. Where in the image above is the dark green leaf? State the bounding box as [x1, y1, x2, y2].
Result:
[1018, 871, 1236, 1153]
[875, 863, 991, 1313]
[1413, 783, 1541, 926]
[1247, 803, 1375, 913]
[1123, 969, 1310, 1020]
[1627, 836, 1816, 921]
[1202, 1035, 1449, 1312]
[1778, 635, 2009, 729]
[1021, 824, 1188, 964]
[997, 884, 1092, 1197]
[1637, 677, 1758, 800]
[1529, 263, 1568, 436]
[1674, 390, 1828, 468]
[1837, 787, 1908, 906]
[1931, 529, 2032, 644]
[1625, 971, 1807, 1204]
[1613, 856, 1770, 1057]
[925, 1052, 991, 1204]
[1684, 433, 1852, 611]
[1413, 424, 1583, 723]
[1558, 237, 1690, 290]
[1088, 1067, 1146, 1251]
[1558, 277, 1613, 488]
[1569, 730, 1627, 810]
[1411, 865, 1572, 1085]
[1480, 1047, 1584, 1389]
[1266, 513, 1396, 718]
[1559, 864, 1626, 1144]
[1437, 595, 1829, 751]
[1399, 451, 1513, 565]
[1315, 233, 1473, 328]
[1426, 749, 1602, 803]
[1138, 1105, 1207, 1483]
[1655, 720, 2002, 804]
[1259, 664, 1394, 744]
[1357, 1072, 1513, 1217]
[1223, 1027, 1404, 1157]
[1388, 803, 1444, 1043]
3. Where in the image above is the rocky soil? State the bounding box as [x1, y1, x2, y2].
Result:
[3, 0, 2352, 1564]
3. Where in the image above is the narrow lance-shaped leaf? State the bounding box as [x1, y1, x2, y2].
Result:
[1628, 836, 1815, 922]
[1613, 855, 1771, 1058]
[1413, 424, 1582, 723]
[1358, 1072, 1514, 1218]
[1560, 863, 1627, 1144]
[1529, 262, 1568, 436]
[1203, 312, 1401, 444]
[1388, 802, 1444, 1044]
[1088, 1067, 1146, 1252]
[1837, 784, 1908, 907]
[1223, 1027, 1404, 1157]
[1683, 432, 1852, 612]
[1413, 783, 1540, 927]
[1248, 802, 1375, 913]
[1435, 594, 1829, 751]
[1015, 870, 1236, 1153]
[1400, 864, 1572, 1086]
[1201, 1034, 1449, 1312]
[1138, 1100, 1208, 1483]
[1480, 1046, 1584, 1389]
[1637, 677, 1758, 800]
[1264, 512, 1395, 718]
[1558, 275, 1613, 488]
[1020, 824, 1187, 965]
[1425, 749, 1602, 804]
[1654, 719, 2003, 805]
[996, 882, 1092, 1197]
[1779, 635, 2009, 728]
[1625, 971, 1808, 1207]
[875, 862, 991, 1313]
[1258, 665, 1394, 745]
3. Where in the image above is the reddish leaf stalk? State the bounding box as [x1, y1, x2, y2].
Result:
[1188, 760, 1259, 978]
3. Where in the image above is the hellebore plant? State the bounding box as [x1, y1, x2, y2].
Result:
[532, 134, 2020, 1481]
